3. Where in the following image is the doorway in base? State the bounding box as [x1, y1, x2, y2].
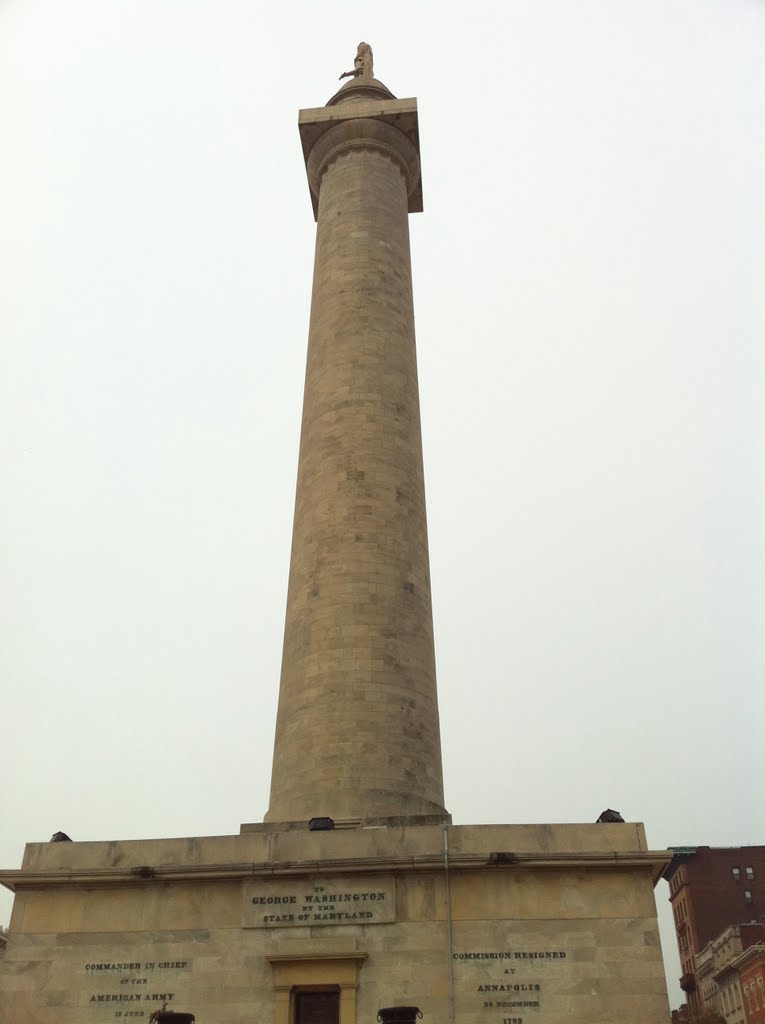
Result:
[295, 990, 340, 1024]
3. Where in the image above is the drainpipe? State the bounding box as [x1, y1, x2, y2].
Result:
[443, 826, 456, 1024]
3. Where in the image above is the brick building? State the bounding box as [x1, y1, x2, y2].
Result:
[734, 943, 765, 1024]
[695, 923, 765, 1022]
[664, 846, 765, 1013]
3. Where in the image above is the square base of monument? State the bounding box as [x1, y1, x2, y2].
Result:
[0, 823, 671, 1024]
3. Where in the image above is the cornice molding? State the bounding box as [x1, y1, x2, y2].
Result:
[0, 849, 671, 892]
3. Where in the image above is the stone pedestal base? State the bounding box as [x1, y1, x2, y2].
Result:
[0, 823, 671, 1023]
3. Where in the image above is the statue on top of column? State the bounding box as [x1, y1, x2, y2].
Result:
[339, 41, 373, 81]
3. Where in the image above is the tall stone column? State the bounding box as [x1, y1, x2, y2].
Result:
[265, 71, 448, 824]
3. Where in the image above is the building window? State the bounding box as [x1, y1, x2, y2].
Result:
[744, 889, 753, 903]
[732, 867, 741, 880]
[746, 865, 754, 880]
[749, 983, 761, 1015]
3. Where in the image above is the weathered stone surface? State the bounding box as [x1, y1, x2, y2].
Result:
[266, 79, 446, 824]
[0, 824, 671, 1024]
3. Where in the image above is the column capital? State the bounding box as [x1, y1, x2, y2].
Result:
[298, 97, 422, 220]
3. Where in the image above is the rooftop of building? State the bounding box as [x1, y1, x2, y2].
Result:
[663, 844, 765, 882]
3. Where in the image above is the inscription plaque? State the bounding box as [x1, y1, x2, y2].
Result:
[452, 948, 568, 1023]
[82, 960, 192, 1019]
[242, 876, 396, 928]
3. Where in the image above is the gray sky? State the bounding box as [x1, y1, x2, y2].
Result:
[1, 0, 763, 1011]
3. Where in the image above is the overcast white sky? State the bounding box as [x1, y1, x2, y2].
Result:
[1, 0, 763, 1010]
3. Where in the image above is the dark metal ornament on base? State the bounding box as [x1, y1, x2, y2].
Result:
[148, 1012, 196, 1023]
[377, 1008, 423, 1024]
